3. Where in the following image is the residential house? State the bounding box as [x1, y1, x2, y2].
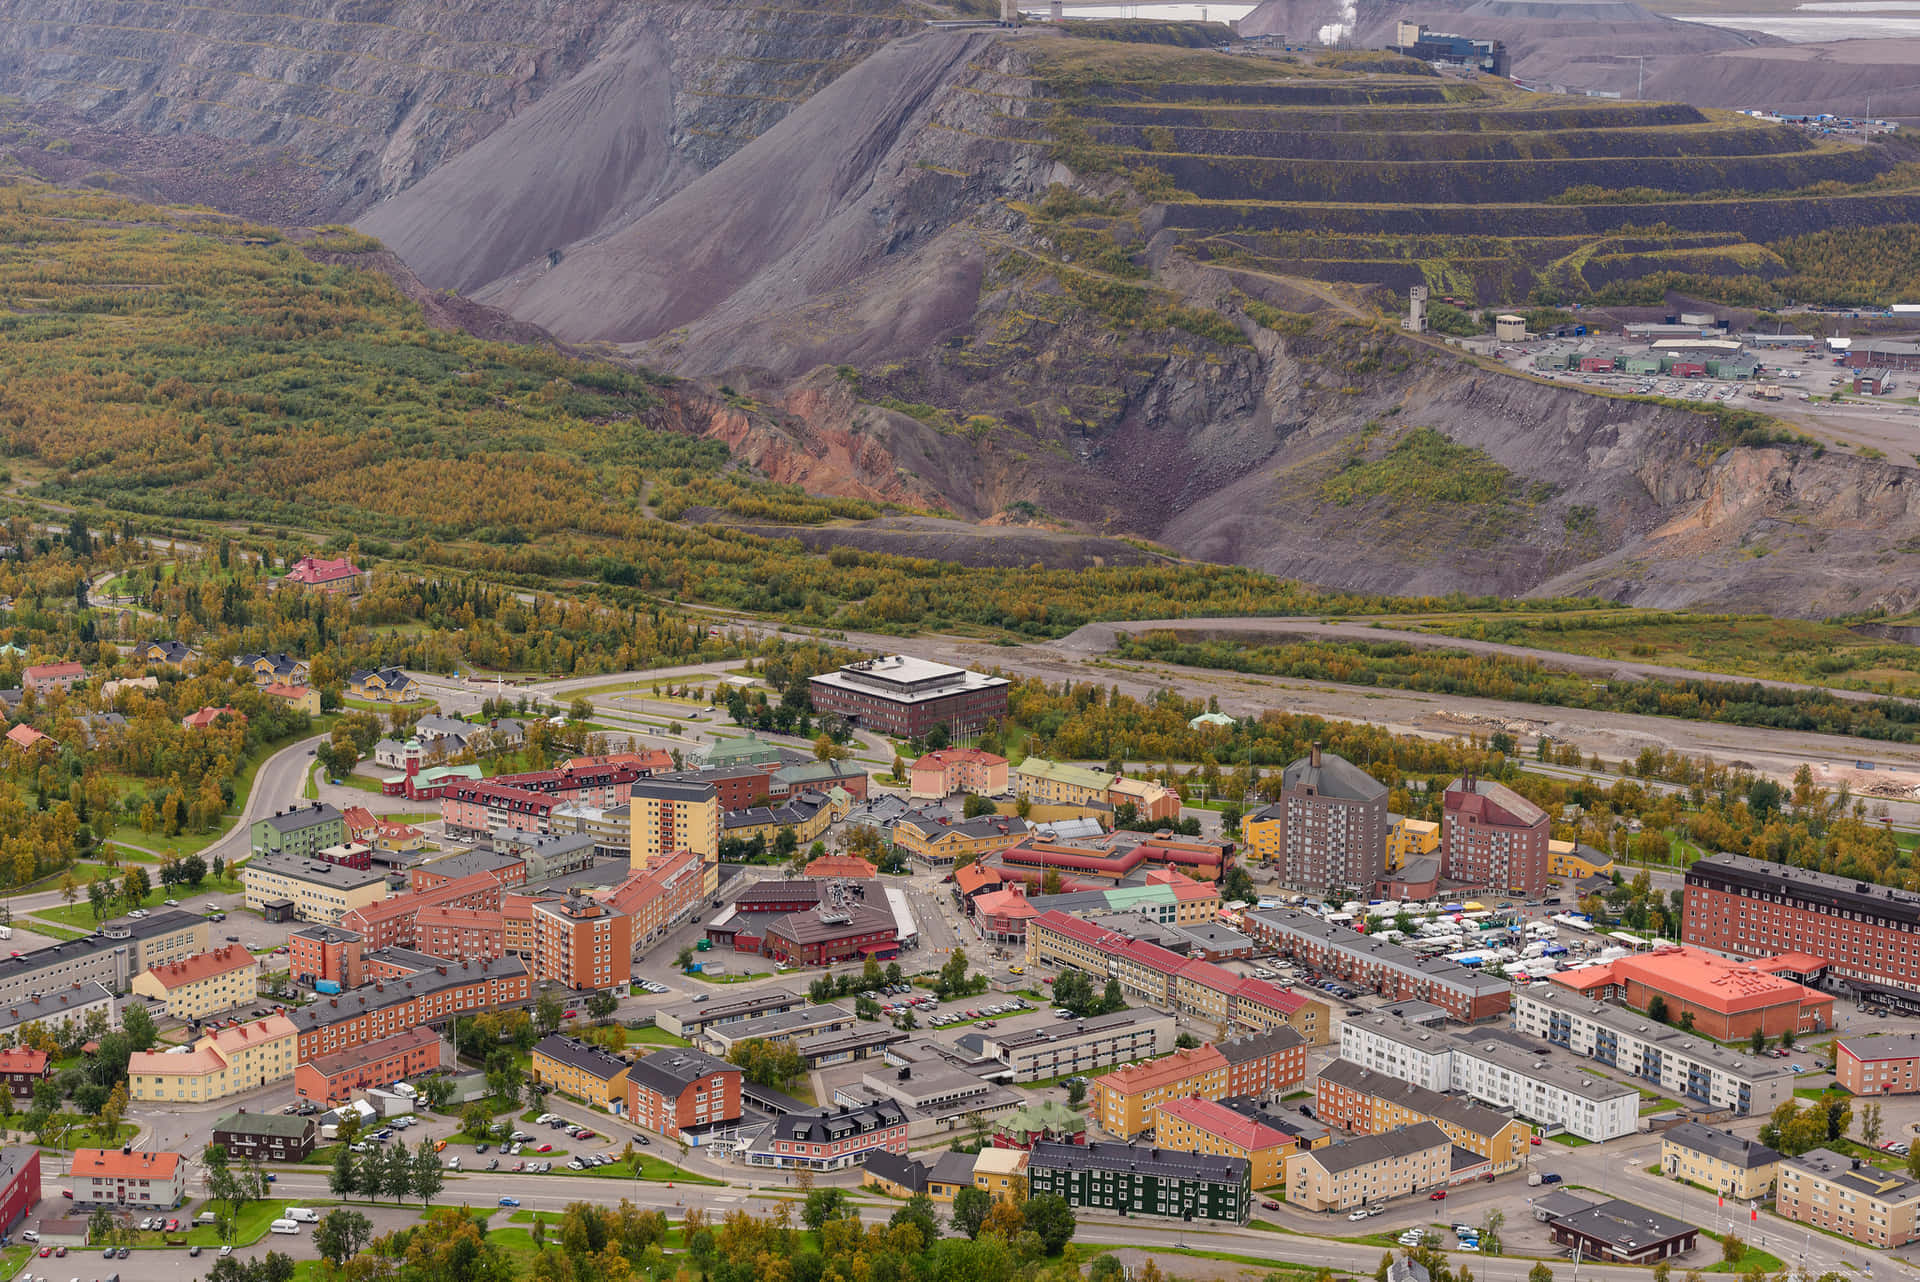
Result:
[1661, 1122, 1782, 1199]
[182, 705, 246, 731]
[69, 1148, 185, 1209]
[349, 667, 415, 703]
[211, 1111, 318, 1163]
[137, 640, 195, 669]
[264, 682, 321, 715]
[22, 661, 85, 695]
[237, 653, 309, 686]
[285, 556, 363, 590]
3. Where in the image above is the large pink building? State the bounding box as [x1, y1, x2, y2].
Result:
[909, 749, 1009, 800]
[442, 782, 557, 840]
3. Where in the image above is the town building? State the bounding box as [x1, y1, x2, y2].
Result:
[137, 640, 196, 668]
[701, 733, 785, 770]
[1836, 1033, 1920, 1095]
[337, 867, 510, 950]
[973, 1146, 1029, 1201]
[530, 1035, 631, 1109]
[1240, 906, 1512, 1022]
[0, 1149, 39, 1237]
[211, 1111, 318, 1163]
[130, 944, 260, 1022]
[285, 957, 530, 1063]
[1028, 1140, 1251, 1224]
[1512, 987, 1795, 1115]
[1314, 1059, 1530, 1171]
[974, 887, 1038, 943]
[182, 705, 246, 731]
[294, 1025, 444, 1103]
[993, 1101, 1088, 1150]
[1548, 1198, 1699, 1263]
[1385, 817, 1439, 871]
[629, 780, 720, 892]
[1258, 746, 1388, 893]
[744, 1100, 909, 1171]
[697, 1004, 858, 1056]
[1024, 873, 1222, 928]
[237, 653, 310, 686]
[250, 803, 348, 858]
[1778, 1147, 1920, 1247]
[893, 814, 1030, 868]
[286, 555, 363, 590]
[757, 893, 899, 967]
[264, 682, 322, 715]
[126, 1015, 298, 1103]
[532, 896, 632, 991]
[656, 988, 805, 1040]
[1283, 1121, 1452, 1212]
[1547, 839, 1614, 881]
[1095, 1046, 1227, 1139]
[242, 852, 390, 924]
[69, 1148, 185, 1209]
[1661, 1122, 1781, 1199]
[1684, 852, 1920, 1003]
[1153, 1096, 1297, 1188]
[808, 655, 1009, 738]
[0, 911, 205, 1003]
[861, 1151, 930, 1198]
[978, 1008, 1178, 1083]
[626, 1048, 742, 1140]
[906, 744, 1013, 794]
[22, 661, 85, 695]
[0, 982, 118, 1044]
[0, 1049, 49, 1099]
[1548, 944, 1833, 1040]
[599, 846, 705, 948]
[1442, 774, 1550, 896]
[1339, 1012, 1639, 1141]
[1014, 758, 1116, 807]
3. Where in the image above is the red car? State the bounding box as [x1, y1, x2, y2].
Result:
[564, 1009, 579, 1018]
[167, 1218, 180, 1231]
[37, 1247, 49, 1257]
[1529, 1136, 1542, 1145]
[1429, 1191, 1447, 1201]
[53, 1246, 66, 1257]
[536, 1143, 553, 1153]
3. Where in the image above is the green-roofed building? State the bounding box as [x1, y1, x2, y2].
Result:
[704, 733, 785, 769]
[993, 1100, 1090, 1150]
[1015, 757, 1116, 806]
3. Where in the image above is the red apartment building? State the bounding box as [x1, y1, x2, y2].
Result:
[289, 926, 365, 990]
[414, 905, 508, 962]
[0, 1148, 39, 1238]
[287, 957, 530, 1063]
[626, 1048, 742, 1139]
[806, 656, 1009, 739]
[1836, 1034, 1920, 1095]
[441, 782, 557, 841]
[294, 1026, 443, 1102]
[340, 867, 512, 950]
[1442, 773, 1551, 897]
[600, 847, 704, 944]
[1219, 1026, 1309, 1096]
[532, 897, 633, 991]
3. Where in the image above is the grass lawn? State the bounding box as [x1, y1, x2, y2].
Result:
[688, 969, 773, 984]
[579, 1154, 722, 1185]
[32, 873, 244, 930]
[1549, 1132, 1593, 1147]
[1701, 1239, 1785, 1274]
[0, 1245, 27, 1278]
[111, 821, 237, 860]
[18, 919, 93, 941]
[625, 1026, 692, 1047]
[37, 1117, 138, 1149]
[186, 1198, 286, 1247]
[331, 772, 388, 795]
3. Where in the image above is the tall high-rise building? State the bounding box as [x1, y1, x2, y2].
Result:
[629, 780, 719, 893]
[531, 896, 632, 992]
[1257, 745, 1388, 893]
[1441, 773, 1550, 896]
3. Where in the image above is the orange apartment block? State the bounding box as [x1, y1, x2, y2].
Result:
[601, 847, 704, 946]
[289, 925, 365, 989]
[501, 892, 544, 958]
[909, 749, 1008, 800]
[1094, 1046, 1228, 1139]
[340, 867, 512, 951]
[294, 1026, 443, 1103]
[1316, 1059, 1531, 1171]
[1155, 1096, 1299, 1188]
[414, 905, 507, 962]
[532, 896, 633, 991]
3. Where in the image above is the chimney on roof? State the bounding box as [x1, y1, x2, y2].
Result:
[1310, 742, 1322, 769]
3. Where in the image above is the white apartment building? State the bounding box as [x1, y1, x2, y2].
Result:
[1340, 1013, 1459, 1090]
[1513, 989, 1795, 1116]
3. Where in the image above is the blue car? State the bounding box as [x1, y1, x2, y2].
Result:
[499, 1197, 521, 1208]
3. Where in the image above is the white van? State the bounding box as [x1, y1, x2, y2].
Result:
[286, 1207, 319, 1223]
[269, 1219, 300, 1235]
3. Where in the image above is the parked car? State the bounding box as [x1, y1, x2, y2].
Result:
[1261, 1200, 1281, 1211]
[500, 1197, 521, 1208]
[1429, 1190, 1447, 1201]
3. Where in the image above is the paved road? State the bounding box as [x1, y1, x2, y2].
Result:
[1050, 615, 1915, 706]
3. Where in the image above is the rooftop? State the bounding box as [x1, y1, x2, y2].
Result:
[1578, 945, 1828, 1015]
[1029, 1139, 1249, 1184]
[1095, 1046, 1227, 1097]
[285, 957, 527, 1033]
[1514, 989, 1795, 1083]
[1552, 1197, 1699, 1252]
[141, 944, 257, 990]
[812, 656, 1007, 703]
[1303, 1121, 1452, 1176]
[1155, 1096, 1296, 1151]
[1244, 906, 1512, 997]
[1839, 1033, 1920, 1062]
[533, 1035, 631, 1082]
[73, 1148, 182, 1180]
[245, 852, 388, 889]
[1785, 1147, 1920, 1202]
[771, 1100, 905, 1143]
[258, 803, 344, 834]
[213, 1110, 316, 1139]
[1282, 750, 1387, 804]
[628, 1047, 736, 1097]
[1663, 1122, 1782, 1170]
[1317, 1059, 1520, 1139]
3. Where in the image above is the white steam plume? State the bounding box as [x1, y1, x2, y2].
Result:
[1317, 0, 1356, 45]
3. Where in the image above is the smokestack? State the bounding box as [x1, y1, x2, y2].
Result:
[1310, 742, 1322, 769]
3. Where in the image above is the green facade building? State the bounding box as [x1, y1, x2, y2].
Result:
[1027, 1140, 1251, 1224]
[249, 802, 347, 858]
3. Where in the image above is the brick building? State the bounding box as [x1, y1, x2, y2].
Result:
[288, 925, 364, 990]
[1836, 1033, 1920, 1095]
[286, 957, 530, 1063]
[808, 656, 1009, 738]
[626, 1048, 742, 1139]
[532, 896, 633, 991]
[1239, 906, 1512, 1022]
[1547, 944, 1833, 1041]
[1253, 746, 1388, 893]
[1442, 773, 1550, 896]
[294, 1025, 443, 1103]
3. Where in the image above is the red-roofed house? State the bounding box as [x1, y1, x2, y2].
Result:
[1154, 1096, 1298, 1187]
[285, 556, 363, 590]
[182, 705, 246, 731]
[909, 749, 1009, 800]
[953, 862, 1004, 906]
[804, 855, 877, 880]
[0, 1047, 50, 1099]
[4, 725, 51, 753]
[341, 805, 425, 854]
[1548, 944, 1833, 1040]
[975, 887, 1038, 943]
[22, 661, 84, 694]
[70, 1147, 184, 1208]
[559, 751, 674, 774]
[1231, 977, 1326, 1044]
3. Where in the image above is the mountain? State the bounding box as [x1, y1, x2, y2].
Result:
[5, 4, 1920, 618]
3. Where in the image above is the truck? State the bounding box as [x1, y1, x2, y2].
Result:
[315, 979, 342, 995]
[286, 1207, 319, 1223]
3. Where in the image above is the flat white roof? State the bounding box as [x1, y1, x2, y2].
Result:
[812, 656, 1008, 704]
